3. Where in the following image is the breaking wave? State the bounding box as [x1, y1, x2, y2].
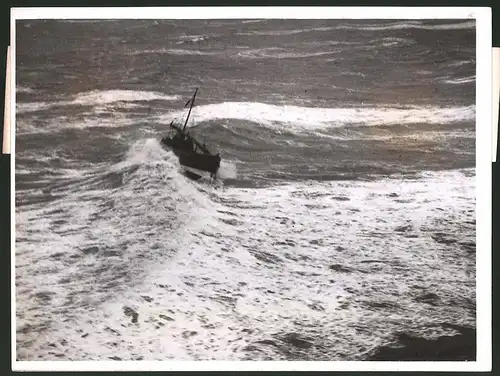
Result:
[16, 89, 180, 115]
[70, 90, 180, 106]
[16, 144, 476, 360]
[157, 102, 476, 132]
[17, 97, 476, 136]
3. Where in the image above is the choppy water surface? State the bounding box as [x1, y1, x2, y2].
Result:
[15, 19, 475, 361]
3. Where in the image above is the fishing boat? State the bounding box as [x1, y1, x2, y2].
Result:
[160, 88, 221, 180]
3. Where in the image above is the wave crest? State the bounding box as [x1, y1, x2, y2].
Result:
[157, 102, 476, 133]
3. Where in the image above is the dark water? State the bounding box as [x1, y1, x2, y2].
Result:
[15, 19, 476, 361]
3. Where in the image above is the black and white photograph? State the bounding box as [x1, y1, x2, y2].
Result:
[11, 7, 491, 371]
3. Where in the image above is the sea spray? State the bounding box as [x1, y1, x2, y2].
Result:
[218, 160, 238, 180]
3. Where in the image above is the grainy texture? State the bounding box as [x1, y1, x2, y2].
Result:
[15, 19, 475, 361]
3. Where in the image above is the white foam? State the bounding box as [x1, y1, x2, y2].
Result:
[176, 34, 212, 44]
[128, 48, 218, 56]
[217, 160, 238, 179]
[15, 156, 477, 361]
[241, 20, 266, 24]
[236, 26, 335, 36]
[16, 102, 55, 114]
[157, 102, 476, 132]
[447, 60, 474, 68]
[16, 86, 36, 94]
[136, 168, 476, 360]
[15, 139, 220, 358]
[235, 21, 474, 35]
[16, 89, 179, 121]
[325, 129, 474, 142]
[16, 90, 179, 116]
[71, 90, 180, 106]
[338, 20, 475, 31]
[374, 37, 416, 48]
[441, 75, 476, 85]
[131, 46, 340, 60]
[305, 40, 362, 47]
[236, 47, 341, 59]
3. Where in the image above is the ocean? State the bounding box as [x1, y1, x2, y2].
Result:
[15, 19, 476, 361]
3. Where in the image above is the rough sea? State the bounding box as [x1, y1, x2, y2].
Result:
[15, 19, 476, 361]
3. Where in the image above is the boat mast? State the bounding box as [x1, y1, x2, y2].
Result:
[183, 88, 198, 132]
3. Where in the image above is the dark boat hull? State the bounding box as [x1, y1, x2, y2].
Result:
[176, 150, 220, 174]
[182, 168, 204, 181]
[161, 138, 221, 175]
